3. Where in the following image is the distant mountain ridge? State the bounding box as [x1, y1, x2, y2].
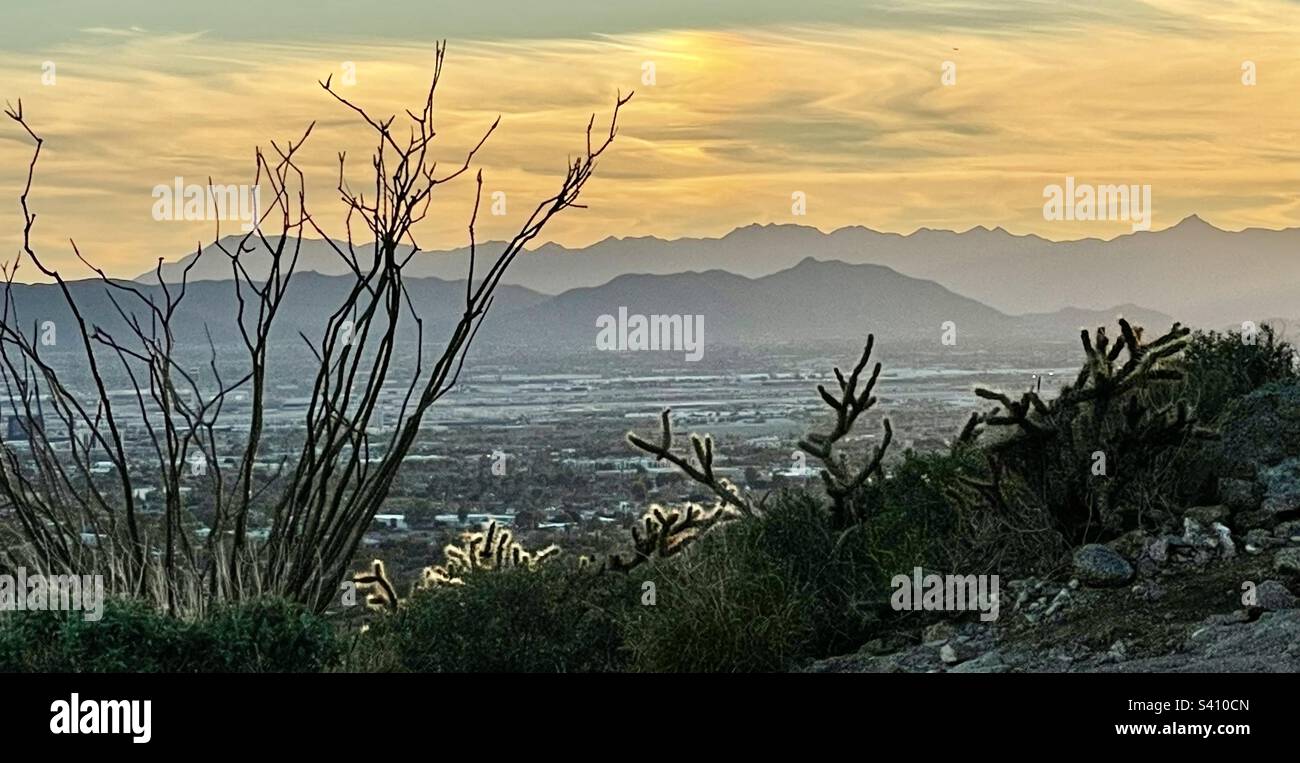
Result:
[10, 259, 1174, 364]
[136, 217, 1300, 328]
[486, 257, 1172, 353]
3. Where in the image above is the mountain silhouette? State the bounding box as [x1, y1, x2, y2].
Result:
[137, 217, 1298, 329]
[17, 259, 1171, 363]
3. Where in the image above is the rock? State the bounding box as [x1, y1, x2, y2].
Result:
[947, 651, 1010, 673]
[1043, 588, 1072, 619]
[1212, 523, 1236, 559]
[1108, 529, 1148, 561]
[857, 638, 907, 656]
[1181, 518, 1216, 554]
[1274, 520, 1300, 541]
[1074, 544, 1135, 587]
[939, 640, 981, 665]
[1260, 458, 1300, 514]
[1275, 548, 1300, 575]
[1215, 382, 1300, 472]
[1111, 611, 1300, 672]
[1145, 536, 1170, 564]
[1142, 582, 1166, 602]
[1185, 505, 1229, 526]
[804, 653, 906, 673]
[1254, 580, 1297, 611]
[1199, 610, 1252, 628]
[922, 622, 957, 646]
[1219, 478, 1261, 513]
[1246, 528, 1273, 548]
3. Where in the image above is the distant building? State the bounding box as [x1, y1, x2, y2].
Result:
[432, 513, 514, 528]
[373, 514, 409, 531]
[772, 465, 818, 479]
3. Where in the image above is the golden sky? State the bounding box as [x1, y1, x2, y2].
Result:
[1, 0, 1298, 277]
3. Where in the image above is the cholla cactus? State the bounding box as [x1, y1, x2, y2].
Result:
[605, 499, 740, 572]
[353, 560, 399, 612]
[957, 319, 1217, 541]
[625, 336, 894, 531]
[626, 410, 754, 516]
[797, 335, 893, 528]
[415, 520, 560, 589]
[352, 521, 560, 610]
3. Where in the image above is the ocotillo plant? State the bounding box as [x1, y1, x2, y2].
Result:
[0, 45, 630, 615]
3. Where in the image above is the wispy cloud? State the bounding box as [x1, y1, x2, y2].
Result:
[0, 0, 1297, 277]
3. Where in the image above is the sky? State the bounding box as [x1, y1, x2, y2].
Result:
[0, 0, 1298, 277]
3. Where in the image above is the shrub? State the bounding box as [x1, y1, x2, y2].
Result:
[619, 493, 898, 672]
[189, 598, 343, 672]
[358, 565, 638, 672]
[1178, 323, 1297, 423]
[0, 598, 189, 673]
[0, 597, 340, 673]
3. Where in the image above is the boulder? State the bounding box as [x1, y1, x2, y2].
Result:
[1259, 458, 1300, 514]
[1215, 381, 1300, 472]
[1074, 544, 1134, 587]
[1254, 580, 1297, 611]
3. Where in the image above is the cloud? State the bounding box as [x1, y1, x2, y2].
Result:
[0, 0, 1297, 277]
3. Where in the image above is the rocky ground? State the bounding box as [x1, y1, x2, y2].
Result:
[808, 526, 1300, 672]
[809, 383, 1300, 673]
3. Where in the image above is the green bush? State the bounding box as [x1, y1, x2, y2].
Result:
[1177, 323, 1297, 422]
[0, 598, 187, 672]
[0, 597, 341, 673]
[359, 565, 639, 672]
[619, 493, 904, 672]
[1137, 324, 1299, 510]
[189, 598, 343, 672]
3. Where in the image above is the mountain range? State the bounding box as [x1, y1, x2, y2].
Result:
[135, 217, 1298, 330]
[17, 258, 1170, 363]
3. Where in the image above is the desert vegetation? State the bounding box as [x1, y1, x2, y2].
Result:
[0, 46, 630, 616]
[2, 50, 1298, 674]
[0, 308, 1294, 671]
